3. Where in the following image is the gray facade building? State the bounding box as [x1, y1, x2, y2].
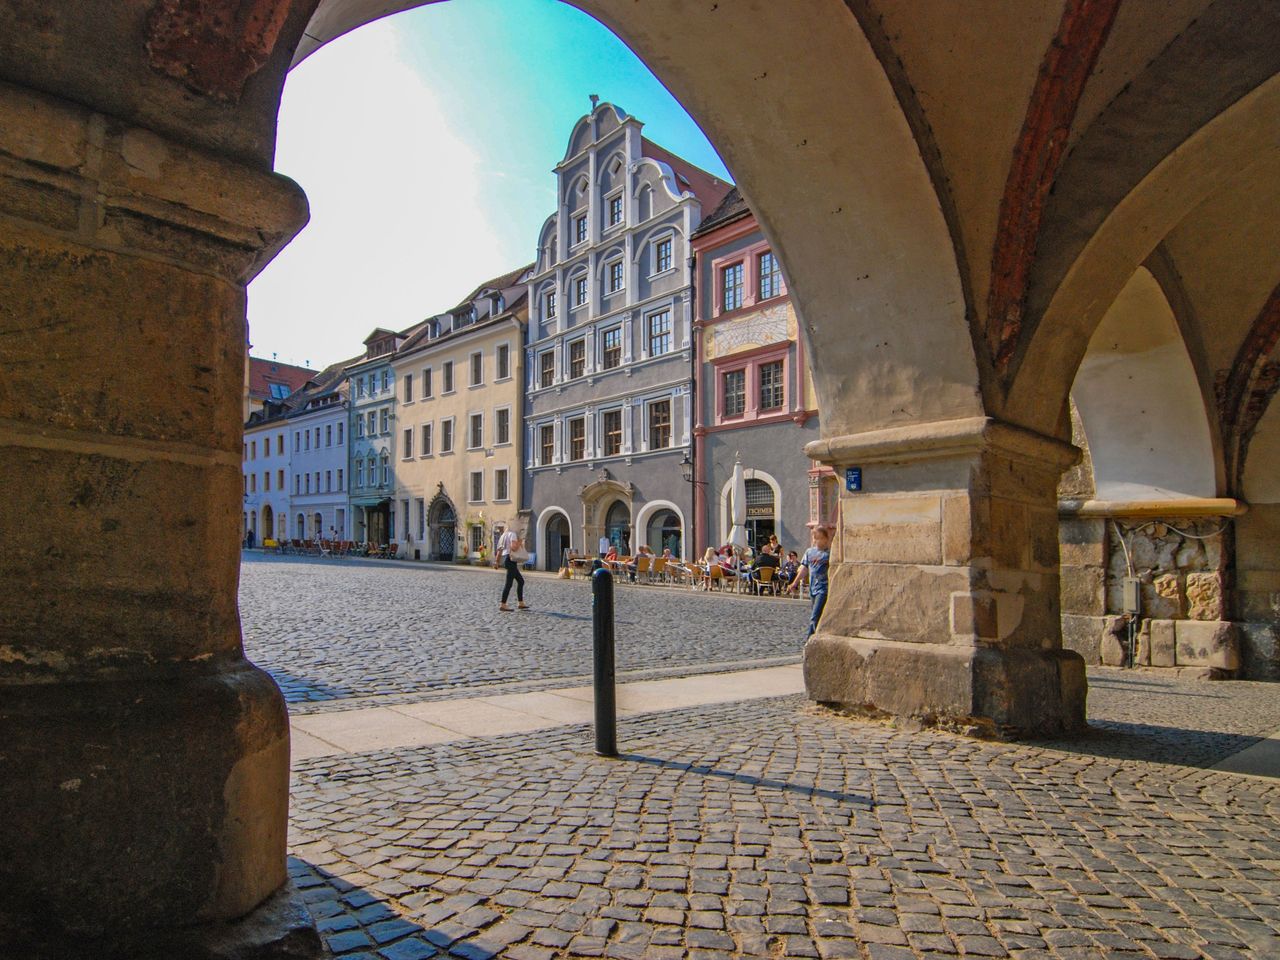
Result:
[524, 102, 730, 569]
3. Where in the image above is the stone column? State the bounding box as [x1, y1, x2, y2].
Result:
[804, 417, 1087, 737]
[0, 82, 309, 948]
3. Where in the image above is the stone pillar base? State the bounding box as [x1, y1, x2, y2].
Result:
[9, 881, 327, 960]
[805, 634, 1087, 738]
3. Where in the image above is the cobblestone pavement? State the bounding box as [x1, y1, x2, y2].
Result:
[240, 555, 809, 713]
[235, 555, 803, 716]
[288, 672, 1280, 960]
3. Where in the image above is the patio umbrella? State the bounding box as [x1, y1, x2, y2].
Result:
[728, 455, 749, 553]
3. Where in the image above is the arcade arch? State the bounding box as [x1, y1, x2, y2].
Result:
[5, 1, 1280, 949]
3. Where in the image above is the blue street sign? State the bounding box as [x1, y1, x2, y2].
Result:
[845, 467, 862, 492]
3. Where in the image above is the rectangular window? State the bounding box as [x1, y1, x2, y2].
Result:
[325, 424, 333, 446]
[381, 370, 390, 392]
[337, 468, 343, 491]
[422, 367, 433, 398]
[603, 409, 622, 456]
[277, 469, 284, 489]
[356, 417, 364, 438]
[250, 440, 256, 460]
[403, 373, 413, 402]
[497, 343, 511, 380]
[325, 470, 332, 492]
[608, 260, 623, 293]
[608, 195, 623, 226]
[315, 427, 321, 448]
[574, 214, 588, 244]
[647, 311, 672, 356]
[648, 400, 672, 450]
[442, 360, 454, 393]
[540, 424, 555, 465]
[469, 471, 484, 504]
[421, 423, 432, 456]
[366, 411, 376, 436]
[569, 339, 586, 379]
[356, 378, 365, 399]
[722, 262, 744, 311]
[356, 462, 364, 487]
[379, 408, 388, 435]
[304, 474, 309, 494]
[295, 475, 300, 494]
[574, 276, 588, 307]
[277, 434, 284, 455]
[496, 408, 511, 445]
[337, 422, 344, 445]
[403, 427, 414, 459]
[545, 291, 557, 319]
[723, 369, 746, 417]
[381, 457, 389, 486]
[294, 431, 300, 452]
[539, 351, 555, 389]
[470, 352, 482, 387]
[569, 417, 586, 461]
[469, 413, 483, 450]
[441, 418, 454, 454]
[759, 251, 782, 300]
[495, 468, 509, 502]
[760, 360, 785, 411]
[655, 237, 672, 273]
[303, 432, 309, 451]
[602, 326, 622, 370]
[262, 472, 269, 492]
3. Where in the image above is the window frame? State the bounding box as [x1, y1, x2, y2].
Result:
[645, 397, 673, 451]
[420, 422, 433, 457]
[442, 360, 455, 395]
[440, 416, 455, 454]
[646, 309, 672, 358]
[494, 406, 512, 446]
[468, 470, 484, 505]
[607, 259, 624, 294]
[711, 343, 793, 426]
[402, 426, 414, 460]
[567, 416, 587, 462]
[496, 342, 512, 382]
[652, 235, 674, 275]
[539, 423, 555, 466]
[468, 412, 484, 451]
[601, 325, 623, 371]
[601, 407, 623, 457]
[494, 467, 510, 503]
[469, 351, 483, 387]
[568, 338, 586, 380]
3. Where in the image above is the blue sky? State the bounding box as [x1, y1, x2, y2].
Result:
[246, 0, 730, 370]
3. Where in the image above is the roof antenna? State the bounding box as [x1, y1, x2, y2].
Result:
[589, 93, 599, 110]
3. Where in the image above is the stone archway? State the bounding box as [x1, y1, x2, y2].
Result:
[578, 473, 633, 556]
[5, 0, 1280, 950]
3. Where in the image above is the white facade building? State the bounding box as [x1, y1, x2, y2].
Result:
[242, 406, 291, 544]
[287, 377, 351, 541]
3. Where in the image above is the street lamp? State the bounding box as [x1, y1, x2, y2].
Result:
[679, 451, 704, 487]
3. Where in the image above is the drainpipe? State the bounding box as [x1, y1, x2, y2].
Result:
[688, 254, 701, 558]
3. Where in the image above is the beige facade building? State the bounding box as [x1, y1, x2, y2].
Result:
[391, 267, 531, 562]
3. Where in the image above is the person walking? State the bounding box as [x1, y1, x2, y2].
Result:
[790, 525, 831, 637]
[498, 526, 529, 612]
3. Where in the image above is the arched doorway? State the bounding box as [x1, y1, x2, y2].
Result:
[544, 511, 571, 571]
[646, 509, 682, 558]
[430, 499, 457, 562]
[604, 500, 631, 554]
[261, 505, 274, 542]
[296, 514, 305, 539]
[313, 512, 324, 539]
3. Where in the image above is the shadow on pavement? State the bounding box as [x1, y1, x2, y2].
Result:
[1029, 719, 1264, 770]
[622, 753, 874, 807]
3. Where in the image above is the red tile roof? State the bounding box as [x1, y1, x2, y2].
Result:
[248, 357, 314, 402]
[641, 138, 733, 212]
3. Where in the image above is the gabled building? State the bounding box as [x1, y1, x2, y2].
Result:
[346, 326, 418, 546]
[689, 187, 830, 558]
[523, 101, 731, 570]
[391, 266, 531, 561]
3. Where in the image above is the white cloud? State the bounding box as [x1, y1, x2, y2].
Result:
[247, 19, 521, 369]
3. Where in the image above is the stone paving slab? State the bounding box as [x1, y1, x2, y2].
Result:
[1210, 730, 1280, 780]
[288, 675, 1280, 960]
[291, 665, 806, 760]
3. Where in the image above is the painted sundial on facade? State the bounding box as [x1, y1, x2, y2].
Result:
[710, 304, 789, 357]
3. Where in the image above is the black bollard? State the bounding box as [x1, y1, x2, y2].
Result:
[591, 566, 617, 757]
